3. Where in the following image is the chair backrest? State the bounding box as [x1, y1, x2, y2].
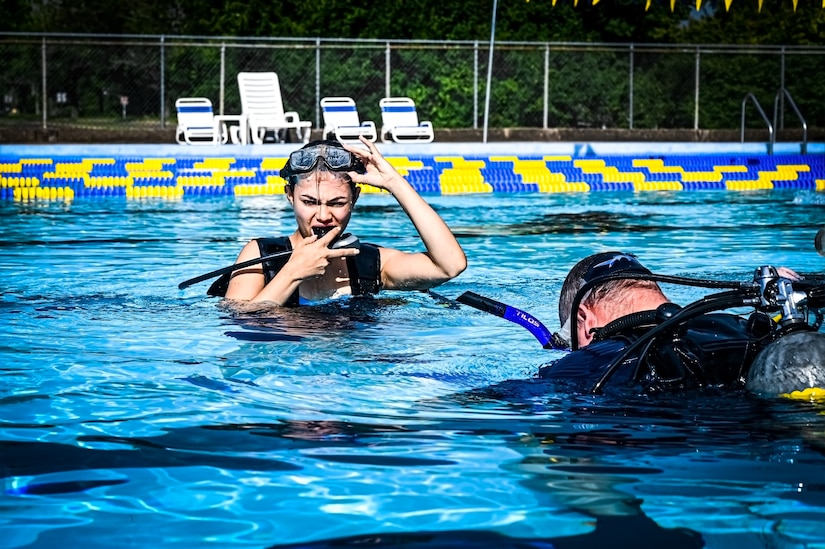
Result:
[237, 72, 286, 121]
[321, 97, 361, 128]
[175, 97, 213, 127]
[380, 97, 421, 127]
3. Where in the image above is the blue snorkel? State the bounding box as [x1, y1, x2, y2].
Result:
[456, 291, 568, 351]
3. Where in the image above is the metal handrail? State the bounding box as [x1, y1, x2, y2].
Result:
[741, 93, 774, 155]
[773, 88, 808, 154]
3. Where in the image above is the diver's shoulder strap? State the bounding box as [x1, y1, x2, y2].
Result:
[208, 238, 379, 302]
[638, 313, 760, 392]
[346, 242, 382, 296]
[255, 238, 300, 306]
[206, 237, 297, 304]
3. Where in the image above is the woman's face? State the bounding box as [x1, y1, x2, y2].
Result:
[286, 171, 359, 238]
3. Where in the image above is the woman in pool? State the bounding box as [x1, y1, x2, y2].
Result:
[208, 137, 467, 306]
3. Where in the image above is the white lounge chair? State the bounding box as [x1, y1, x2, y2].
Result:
[379, 97, 434, 144]
[237, 72, 312, 144]
[175, 97, 223, 145]
[320, 97, 377, 143]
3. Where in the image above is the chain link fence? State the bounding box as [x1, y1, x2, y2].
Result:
[1, 33, 823, 135]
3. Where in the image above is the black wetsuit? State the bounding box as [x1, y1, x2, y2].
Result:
[207, 236, 382, 305]
[538, 313, 766, 394]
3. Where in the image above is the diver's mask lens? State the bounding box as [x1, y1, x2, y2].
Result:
[280, 143, 366, 179]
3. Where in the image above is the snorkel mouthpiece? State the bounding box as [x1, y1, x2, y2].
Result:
[312, 226, 334, 239]
[311, 227, 360, 250]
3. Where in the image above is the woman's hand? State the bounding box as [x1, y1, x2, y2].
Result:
[286, 227, 359, 281]
[343, 136, 405, 194]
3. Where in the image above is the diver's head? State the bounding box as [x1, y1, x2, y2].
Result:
[558, 252, 663, 348]
[282, 140, 365, 238]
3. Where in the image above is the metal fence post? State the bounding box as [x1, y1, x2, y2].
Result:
[628, 43, 634, 130]
[41, 36, 47, 130]
[483, 0, 498, 143]
[694, 47, 701, 131]
[385, 42, 391, 99]
[474, 40, 479, 130]
[779, 46, 786, 130]
[220, 42, 226, 115]
[543, 43, 549, 129]
[160, 35, 166, 128]
[316, 38, 321, 129]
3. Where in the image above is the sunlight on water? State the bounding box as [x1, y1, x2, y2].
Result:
[2, 189, 825, 548]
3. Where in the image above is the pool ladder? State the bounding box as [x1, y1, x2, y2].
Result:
[741, 88, 808, 155]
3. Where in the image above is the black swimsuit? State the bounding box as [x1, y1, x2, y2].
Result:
[207, 236, 382, 306]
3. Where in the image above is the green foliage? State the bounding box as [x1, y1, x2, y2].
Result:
[677, 0, 825, 45]
[10, 0, 823, 45]
[2, 1, 823, 130]
[0, 0, 32, 31]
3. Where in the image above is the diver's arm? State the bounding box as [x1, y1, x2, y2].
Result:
[222, 239, 298, 305]
[344, 138, 467, 290]
[377, 178, 467, 290]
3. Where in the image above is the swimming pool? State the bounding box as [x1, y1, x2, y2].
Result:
[1, 146, 825, 548]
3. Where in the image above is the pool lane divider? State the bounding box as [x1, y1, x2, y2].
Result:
[2, 154, 824, 201]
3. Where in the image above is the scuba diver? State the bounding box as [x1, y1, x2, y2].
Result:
[459, 243, 825, 399]
[180, 137, 467, 307]
[544, 251, 825, 397]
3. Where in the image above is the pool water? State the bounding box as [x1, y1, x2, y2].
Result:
[1, 188, 825, 548]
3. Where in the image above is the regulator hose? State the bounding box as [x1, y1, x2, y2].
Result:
[589, 289, 759, 394]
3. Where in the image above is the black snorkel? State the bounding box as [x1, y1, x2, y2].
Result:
[177, 230, 360, 290]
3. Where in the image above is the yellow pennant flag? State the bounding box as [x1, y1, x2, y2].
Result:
[724, 0, 733, 9]
[696, 0, 702, 10]
[792, 0, 798, 9]
[758, 0, 763, 11]
[646, 0, 652, 9]
[593, 0, 601, 5]
[574, 0, 579, 6]
[671, 0, 676, 11]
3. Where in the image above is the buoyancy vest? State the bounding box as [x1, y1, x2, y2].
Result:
[538, 312, 765, 394]
[207, 236, 382, 305]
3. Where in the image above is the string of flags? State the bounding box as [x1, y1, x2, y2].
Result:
[541, 0, 821, 11]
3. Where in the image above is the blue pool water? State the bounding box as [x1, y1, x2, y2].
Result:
[2, 168, 825, 548]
